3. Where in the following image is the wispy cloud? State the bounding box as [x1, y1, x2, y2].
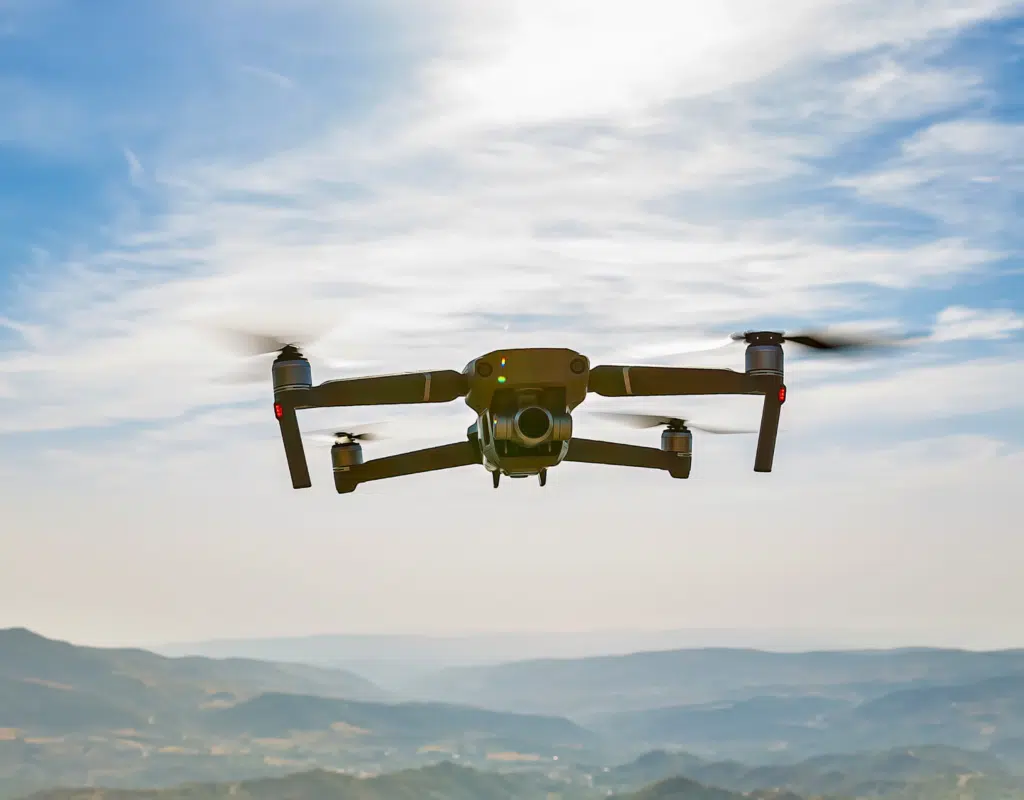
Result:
[123, 147, 144, 185]
[838, 118, 1023, 236]
[932, 305, 1024, 341]
[237, 64, 295, 90]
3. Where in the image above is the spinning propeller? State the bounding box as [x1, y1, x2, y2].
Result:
[209, 324, 374, 384]
[304, 424, 388, 445]
[729, 329, 914, 353]
[628, 326, 920, 362]
[592, 411, 756, 434]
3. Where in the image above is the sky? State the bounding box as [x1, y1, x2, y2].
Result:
[0, 0, 1022, 650]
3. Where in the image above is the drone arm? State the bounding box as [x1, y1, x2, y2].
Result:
[307, 370, 468, 408]
[275, 400, 312, 489]
[565, 438, 689, 478]
[339, 440, 481, 491]
[754, 387, 784, 472]
[587, 365, 758, 397]
[589, 365, 785, 473]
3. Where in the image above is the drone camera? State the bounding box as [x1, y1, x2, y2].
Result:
[516, 406, 552, 443]
[493, 406, 573, 448]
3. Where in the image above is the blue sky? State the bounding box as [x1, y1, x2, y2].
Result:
[0, 0, 1022, 647]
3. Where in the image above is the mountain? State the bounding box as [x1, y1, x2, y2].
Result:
[591, 673, 1024, 759]
[406, 646, 1024, 716]
[589, 694, 855, 752]
[0, 628, 386, 735]
[989, 737, 1024, 773]
[18, 762, 764, 800]
[595, 746, 1024, 798]
[0, 630, 608, 800]
[203, 691, 599, 749]
[618, 776, 758, 800]
[8, 628, 1024, 800]
[18, 752, 1024, 800]
[156, 629, 869, 672]
[19, 762, 607, 800]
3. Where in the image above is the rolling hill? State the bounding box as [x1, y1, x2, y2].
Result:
[593, 745, 1024, 797]
[16, 751, 1024, 800]
[0, 628, 386, 736]
[406, 646, 1024, 716]
[0, 630, 612, 799]
[620, 776, 770, 800]
[204, 691, 598, 748]
[589, 673, 1024, 759]
[17, 762, 764, 800]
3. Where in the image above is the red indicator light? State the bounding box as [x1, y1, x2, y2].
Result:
[274, 402, 284, 419]
[778, 385, 787, 404]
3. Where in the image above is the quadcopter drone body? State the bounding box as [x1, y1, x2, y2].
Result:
[269, 333, 796, 494]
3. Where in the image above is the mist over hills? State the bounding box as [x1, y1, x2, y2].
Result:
[405, 646, 1024, 717]
[156, 629, 999, 686]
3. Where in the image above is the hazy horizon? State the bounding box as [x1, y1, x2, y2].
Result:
[15, 623, 1024, 655]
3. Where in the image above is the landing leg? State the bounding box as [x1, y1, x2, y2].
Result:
[492, 471, 500, 489]
[539, 469, 547, 487]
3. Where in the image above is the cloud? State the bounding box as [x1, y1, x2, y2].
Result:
[932, 305, 1024, 342]
[837, 118, 1023, 235]
[124, 147, 144, 185]
[0, 3, 1016, 440]
[0, 1, 1021, 641]
[421, 0, 1016, 129]
[237, 64, 295, 90]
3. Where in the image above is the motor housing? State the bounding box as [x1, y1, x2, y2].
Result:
[745, 344, 784, 378]
[331, 442, 362, 494]
[273, 357, 313, 393]
[661, 428, 693, 455]
[331, 442, 363, 472]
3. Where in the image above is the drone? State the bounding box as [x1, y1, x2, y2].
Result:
[233, 328, 904, 494]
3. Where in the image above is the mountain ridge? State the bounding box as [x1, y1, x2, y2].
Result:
[16, 761, 785, 800]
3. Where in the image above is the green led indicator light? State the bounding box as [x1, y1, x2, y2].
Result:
[497, 376, 506, 383]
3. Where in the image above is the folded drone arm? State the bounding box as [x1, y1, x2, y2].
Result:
[565, 438, 689, 478]
[306, 370, 469, 408]
[588, 365, 760, 397]
[587, 365, 785, 473]
[276, 404, 312, 489]
[337, 440, 481, 492]
[273, 370, 469, 491]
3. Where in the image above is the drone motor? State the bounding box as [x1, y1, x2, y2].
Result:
[745, 343, 784, 378]
[330, 440, 364, 472]
[661, 427, 693, 456]
[272, 348, 313, 394]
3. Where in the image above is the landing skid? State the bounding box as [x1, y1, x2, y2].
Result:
[492, 470, 547, 488]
